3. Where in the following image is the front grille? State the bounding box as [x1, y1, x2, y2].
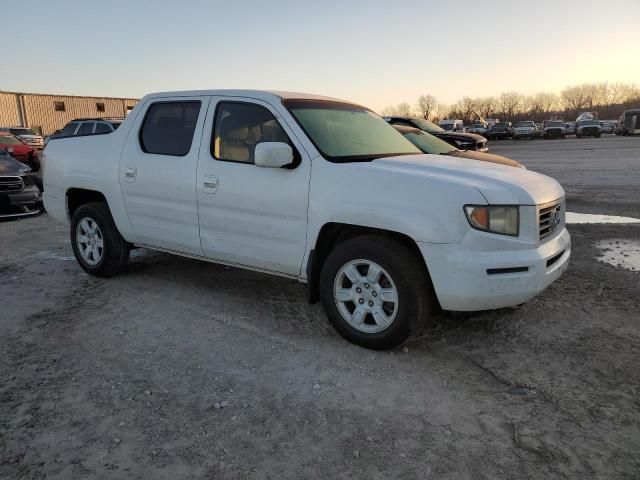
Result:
[0, 176, 24, 192]
[539, 202, 562, 240]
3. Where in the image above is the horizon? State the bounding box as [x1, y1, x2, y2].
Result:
[1, 0, 638, 112]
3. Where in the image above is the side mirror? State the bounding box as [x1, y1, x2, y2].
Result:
[255, 142, 294, 168]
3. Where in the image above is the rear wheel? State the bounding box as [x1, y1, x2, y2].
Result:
[70, 202, 130, 277]
[319, 235, 432, 350]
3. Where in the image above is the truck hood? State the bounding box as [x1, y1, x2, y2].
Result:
[372, 154, 564, 205]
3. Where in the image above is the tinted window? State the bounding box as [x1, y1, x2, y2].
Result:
[54, 101, 65, 112]
[95, 123, 112, 134]
[212, 102, 293, 164]
[96, 102, 105, 112]
[78, 122, 94, 135]
[61, 122, 79, 136]
[140, 101, 201, 156]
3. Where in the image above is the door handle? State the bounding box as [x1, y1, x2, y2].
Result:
[124, 166, 137, 183]
[203, 174, 219, 194]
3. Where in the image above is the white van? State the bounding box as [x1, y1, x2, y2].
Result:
[438, 119, 465, 132]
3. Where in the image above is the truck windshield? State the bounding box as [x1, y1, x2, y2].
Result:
[0, 135, 22, 145]
[403, 131, 457, 155]
[285, 100, 420, 162]
[409, 117, 445, 133]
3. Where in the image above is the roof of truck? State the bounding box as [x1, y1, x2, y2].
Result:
[141, 89, 352, 104]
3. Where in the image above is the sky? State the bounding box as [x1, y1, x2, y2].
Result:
[2, 0, 639, 112]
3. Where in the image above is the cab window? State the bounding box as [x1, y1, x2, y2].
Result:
[211, 102, 294, 164]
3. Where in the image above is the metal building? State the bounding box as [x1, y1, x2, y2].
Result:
[0, 91, 139, 135]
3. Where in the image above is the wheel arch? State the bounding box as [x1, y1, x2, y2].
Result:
[306, 222, 435, 306]
[66, 188, 108, 220]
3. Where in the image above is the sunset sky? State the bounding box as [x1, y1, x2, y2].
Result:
[2, 0, 638, 112]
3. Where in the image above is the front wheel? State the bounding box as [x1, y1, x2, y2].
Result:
[70, 202, 130, 277]
[319, 235, 433, 350]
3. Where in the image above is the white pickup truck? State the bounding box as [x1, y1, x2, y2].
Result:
[43, 90, 571, 349]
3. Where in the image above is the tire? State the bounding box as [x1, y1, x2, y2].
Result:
[70, 202, 130, 277]
[319, 235, 433, 350]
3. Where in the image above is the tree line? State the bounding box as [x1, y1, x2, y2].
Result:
[381, 82, 640, 124]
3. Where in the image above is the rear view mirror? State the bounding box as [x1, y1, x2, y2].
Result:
[255, 142, 294, 168]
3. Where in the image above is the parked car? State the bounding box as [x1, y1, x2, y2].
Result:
[0, 147, 42, 219]
[0, 127, 44, 150]
[383, 116, 488, 151]
[615, 109, 640, 135]
[512, 121, 537, 140]
[543, 120, 566, 139]
[534, 123, 543, 138]
[467, 123, 489, 136]
[599, 121, 615, 134]
[55, 118, 124, 139]
[438, 119, 465, 132]
[576, 120, 601, 138]
[564, 122, 576, 135]
[488, 122, 511, 140]
[0, 133, 39, 171]
[392, 125, 523, 168]
[44, 90, 570, 350]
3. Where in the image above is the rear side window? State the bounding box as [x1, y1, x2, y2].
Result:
[61, 122, 79, 137]
[95, 123, 112, 134]
[78, 122, 94, 135]
[139, 101, 201, 156]
[212, 102, 293, 164]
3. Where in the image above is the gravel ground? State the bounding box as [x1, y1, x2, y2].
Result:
[1, 137, 639, 479]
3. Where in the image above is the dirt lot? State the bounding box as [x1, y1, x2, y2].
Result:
[2, 136, 639, 479]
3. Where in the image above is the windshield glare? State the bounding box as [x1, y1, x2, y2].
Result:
[410, 117, 445, 133]
[403, 131, 457, 155]
[286, 101, 420, 161]
[515, 122, 534, 128]
[580, 120, 599, 126]
[547, 122, 564, 127]
[441, 124, 454, 131]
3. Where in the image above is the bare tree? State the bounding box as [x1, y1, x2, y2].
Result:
[475, 97, 498, 119]
[499, 91, 524, 120]
[381, 102, 413, 116]
[561, 85, 591, 111]
[416, 95, 438, 120]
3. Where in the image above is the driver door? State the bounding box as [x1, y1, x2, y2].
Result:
[196, 97, 311, 276]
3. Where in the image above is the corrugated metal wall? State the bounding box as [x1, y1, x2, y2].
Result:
[0, 92, 22, 126]
[0, 91, 139, 135]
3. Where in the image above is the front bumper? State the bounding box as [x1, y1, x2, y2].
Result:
[0, 184, 41, 218]
[418, 227, 571, 311]
[513, 130, 535, 138]
[544, 129, 564, 137]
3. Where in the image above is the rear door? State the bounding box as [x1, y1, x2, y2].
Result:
[119, 96, 209, 255]
[195, 96, 311, 276]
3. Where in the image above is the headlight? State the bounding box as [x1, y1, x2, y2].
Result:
[464, 205, 519, 236]
[455, 139, 474, 149]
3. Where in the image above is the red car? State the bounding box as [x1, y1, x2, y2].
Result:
[0, 133, 38, 171]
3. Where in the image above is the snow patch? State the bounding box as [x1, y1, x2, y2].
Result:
[595, 239, 640, 272]
[567, 212, 640, 224]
